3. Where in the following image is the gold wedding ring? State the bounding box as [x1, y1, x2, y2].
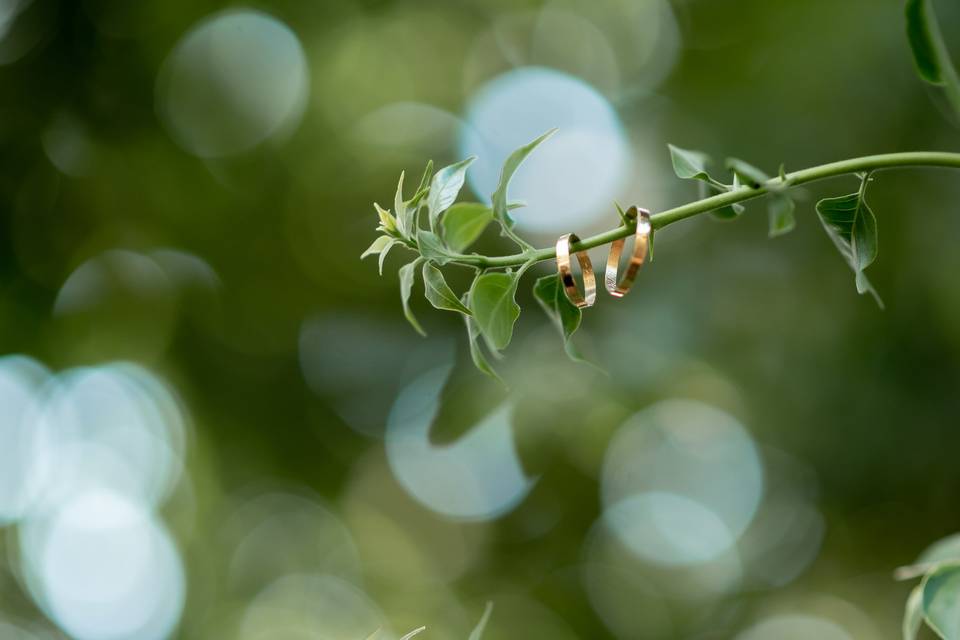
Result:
[605, 206, 652, 298]
[556, 233, 596, 309]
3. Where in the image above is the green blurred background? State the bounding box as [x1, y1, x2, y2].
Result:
[1, 0, 959, 638]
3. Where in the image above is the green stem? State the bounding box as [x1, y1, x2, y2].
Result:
[450, 151, 960, 269]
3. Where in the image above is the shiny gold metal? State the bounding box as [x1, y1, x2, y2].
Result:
[556, 233, 596, 309]
[605, 206, 652, 297]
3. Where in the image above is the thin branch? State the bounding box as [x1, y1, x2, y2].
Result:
[447, 151, 960, 269]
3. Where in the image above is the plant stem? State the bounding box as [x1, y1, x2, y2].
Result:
[451, 151, 960, 269]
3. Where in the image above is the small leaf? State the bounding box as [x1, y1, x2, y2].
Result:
[417, 230, 455, 265]
[378, 239, 402, 275]
[922, 562, 960, 639]
[726, 157, 769, 188]
[400, 627, 426, 640]
[897, 533, 960, 580]
[906, 0, 945, 85]
[413, 160, 433, 199]
[904, 584, 924, 640]
[428, 157, 476, 231]
[422, 262, 472, 315]
[401, 161, 433, 235]
[394, 171, 410, 237]
[468, 602, 494, 640]
[374, 203, 397, 234]
[463, 293, 504, 384]
[470, 272, 522, 352]
[399, 258, 426, 336]
[816, 177, 882, 307]
[668, 144, 715, 182]
[768, 193, 796, 238]
[443, 202, 493, 252]
[533, 273, 586, 362]
[492, 129, 556, 231]
[703, 178, 744, 221]
[361, 235, 392, 259]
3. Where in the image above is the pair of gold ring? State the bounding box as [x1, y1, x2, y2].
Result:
[556, 206, 652, 309]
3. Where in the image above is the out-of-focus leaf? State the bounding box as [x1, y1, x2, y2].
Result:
[400, 626, 426, 640]
[906, 0, 946, 84]
[443, 202, 493, 252]
[816, 177, 882, 307]
[533, 273, 586, 362]
[428, 156, 475, 231]
[417, 230, 455, 265]
[468, 602, 494, 640]
[399, 258, 426, 336]
[769, 193, 796, 238]
[463, 293, 504, 384]
[470, 272, 522, 352]
[422, 263, 471, 315]
[922, 562, 960, 639]
[904, 584, 924, 640]
[905, 0, 960, 120]
[897, 533, 960, 580]
[726, 157, 770, 188]
[492, 130, 556, 231]
[361, 235, 392, 260]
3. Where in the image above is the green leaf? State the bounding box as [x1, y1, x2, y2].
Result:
[533, 273, 586, 362]
[400, 627, 426, 640]
[906, 0, 946, 85]
[904, 584, 924, 640]
[492, 130, 556, 231]
[374, 203, 397, 234]
[417, 230, 455, 265]
[462, 293, 504, 384]
[922, 563, 960, 639]
[668, 144, 715, 181]
[898, 534, 960, 580]
[768, 193, 796, 238]
[428, 157, 475, 231]
[906, 0, 960, 120]
[470, 272, 522, 352]
[442, 202, 493, 252]
[422, 263, 471, 315]
[726, 157, 769, 189]
[378, 239, 402, 275]
[394, 171, 411, 237]
[361, 235, 392, 260]
[815, 177, 882, 307]
[468, 602, 494, 640]
[399, 258, 426, 336]
[701, 179, 744, 221]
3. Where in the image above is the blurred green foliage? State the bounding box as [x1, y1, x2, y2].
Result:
[1, 0, 960, 638]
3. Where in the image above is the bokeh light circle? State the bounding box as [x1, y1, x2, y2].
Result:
[601, 399, 763, 565]
[24, 363, 187, 514]
[18, 489, 185, 640]
[386, 365, 535, 521]
[0, 355, 49, 524]
[157, 9, 309, 158]
[735, 615, 853, 640]
[458, 66, 630, 234]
